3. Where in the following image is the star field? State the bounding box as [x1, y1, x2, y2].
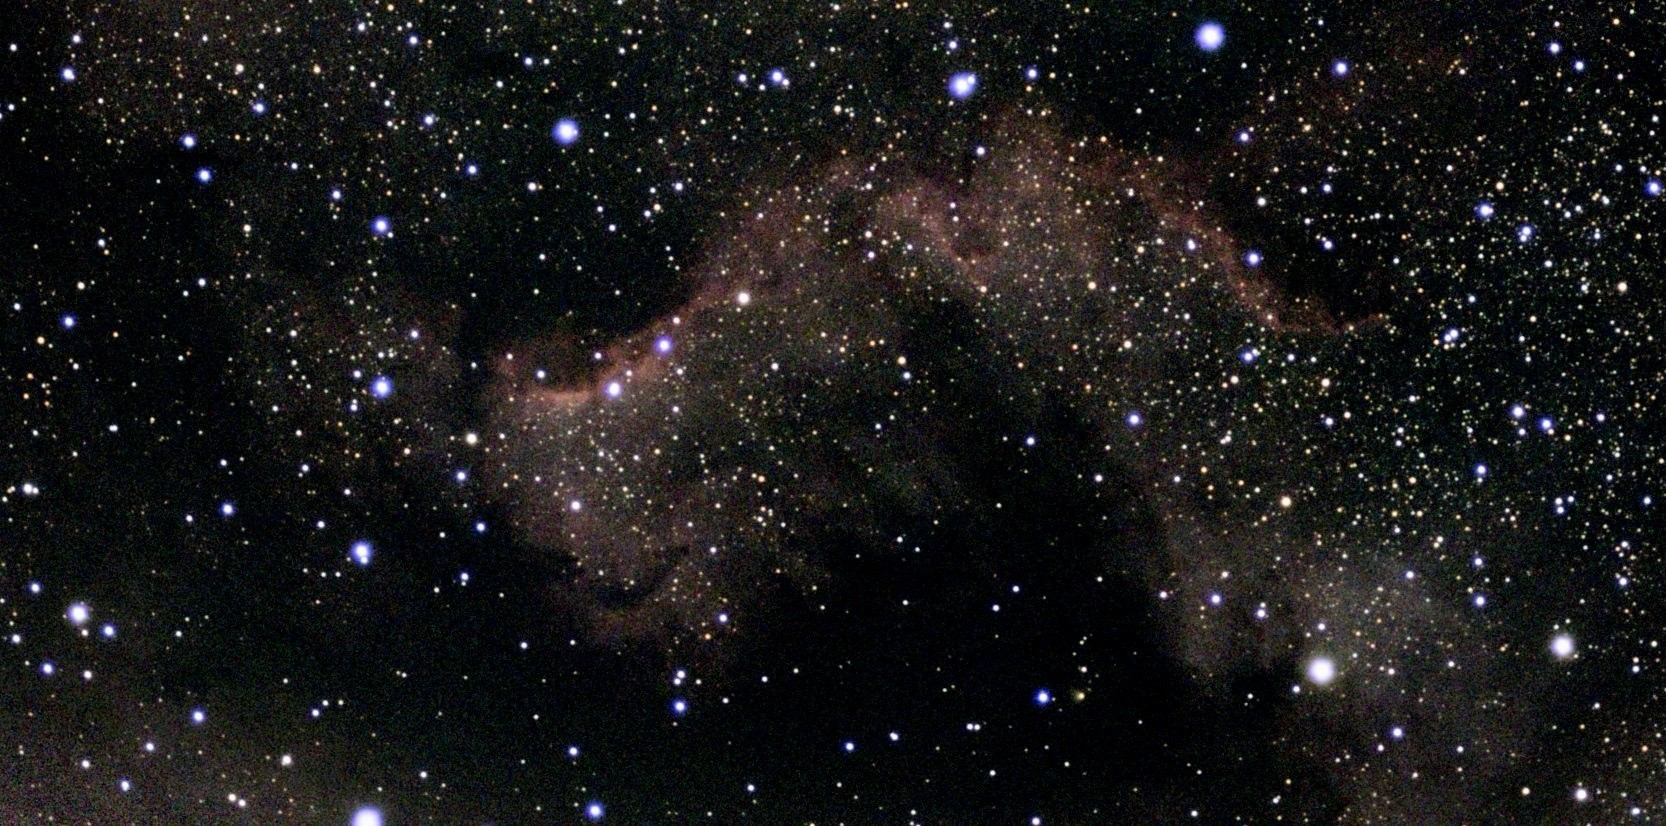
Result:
[4, 1, 1666, 822]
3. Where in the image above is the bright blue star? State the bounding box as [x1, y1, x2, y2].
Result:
[948, 72, 979, 100]
[585, 802, 605, 821]
[370, 376, 393, 398]
[351, 541, 373, 566]
[370, 216, 392, 237]
[195, 167, 213, 184]
[552, 118, 580, 145]
[1194, 22, 1225, 52]
[1243, 250, 1263, 267]
[180, 133, 198, 150]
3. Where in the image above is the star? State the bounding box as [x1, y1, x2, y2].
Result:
[1194, 22, 1226, 52]
[552, 118, 580, 146]
[1550, 633, 1576, 660]
[1306, 656, 1337, 686]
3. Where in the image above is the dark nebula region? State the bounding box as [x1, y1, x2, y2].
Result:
[6, 0, 1666, 822]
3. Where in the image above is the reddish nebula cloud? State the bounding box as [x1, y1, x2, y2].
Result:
[479, 110, 1378, 654]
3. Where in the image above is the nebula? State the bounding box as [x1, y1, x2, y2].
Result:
[482, 112, 1342, 654]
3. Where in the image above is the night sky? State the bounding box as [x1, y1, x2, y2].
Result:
[4, 1, 1665, 823]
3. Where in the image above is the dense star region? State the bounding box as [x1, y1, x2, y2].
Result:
[3, 0, 1666, 823]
